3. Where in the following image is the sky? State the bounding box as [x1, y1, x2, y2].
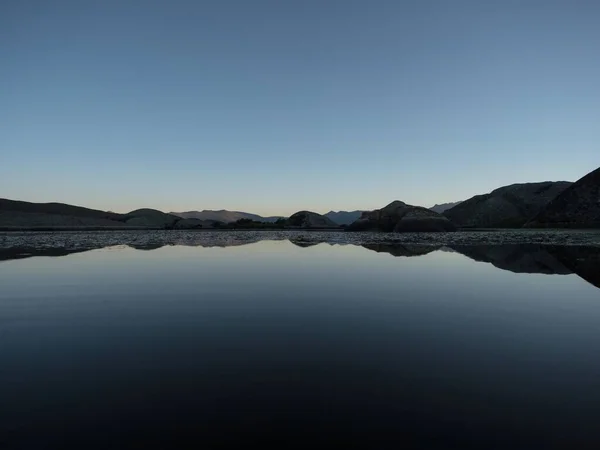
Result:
[2, 0, 599, 215]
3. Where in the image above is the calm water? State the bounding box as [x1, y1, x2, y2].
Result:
[1, 233, 600, 448]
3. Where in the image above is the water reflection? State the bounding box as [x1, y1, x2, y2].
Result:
[2, 239, 600, 290]
[1, 236, 600, 447]
[0, 247, 92, 261]
[448, 244, 572, 274]
[289, 240, 320, 248]
[361, 243, 600, 290]
[456, 244, 600, 289]
[361, 243, 440, 257]
[3, 236, 600, 290]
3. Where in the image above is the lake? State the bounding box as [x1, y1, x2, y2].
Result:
[1, 230, 600, 448]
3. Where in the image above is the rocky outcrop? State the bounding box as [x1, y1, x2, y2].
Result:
[444, 181, 572, 228]
[525, 167, 600, 228]
[348, 201, 456, 232]
[286, 211, 339, 228]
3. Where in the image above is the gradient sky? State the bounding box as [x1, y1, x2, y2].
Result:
[2, 0, 599, 215]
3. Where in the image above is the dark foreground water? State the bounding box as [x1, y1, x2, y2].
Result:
[1, 231, 600, 449]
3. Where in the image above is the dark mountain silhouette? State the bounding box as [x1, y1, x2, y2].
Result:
[0, 198, 122, 220]
[348, 200, 456, 232]
[324, 210, 364, 225]
[0, 199, 130, 230]
[121, 209, 180, 228]
[170, 210, 283, 223]
[429, 201, 461, 214]
[444, 181, 572, 228]
[525, 167, 600, 228]
[0, 198, 216, 230]
[286, 211, 339, 228]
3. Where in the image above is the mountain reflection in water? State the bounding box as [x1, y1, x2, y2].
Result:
[360, 243, 600, 290]
[2, 234, 600, 448]
[2, 238, 599, 290]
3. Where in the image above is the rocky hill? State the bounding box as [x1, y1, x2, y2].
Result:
[0, 199, 126, 230]
[444, 181, 572, 228]
[348, 200, 456, 232]
[525, 167, 600, 228]
[0, 199, 218, 230]
[0, 198, 122, 221]
[120, 209, 180, 228]
[286, 211, 339, 228]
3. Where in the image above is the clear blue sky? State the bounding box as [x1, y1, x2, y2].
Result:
[2, 0, 599, 215]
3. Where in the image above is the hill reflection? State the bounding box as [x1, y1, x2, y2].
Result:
[361, 244, 440, 258]
[358, 243, 600, 290]
[1, 238, 598, 290]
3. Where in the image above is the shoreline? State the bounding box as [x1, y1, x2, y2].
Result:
[2, 227, 600, 233]
[0, 226, 345, 232]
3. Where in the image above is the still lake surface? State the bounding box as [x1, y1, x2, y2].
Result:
[1, 231, 600, 448]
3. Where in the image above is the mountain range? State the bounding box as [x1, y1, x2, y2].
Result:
[170, 210, 283, 223]
[170, 209, 365, 225]
[0, 199, 211, 230]
[1, 165, 598, 230]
